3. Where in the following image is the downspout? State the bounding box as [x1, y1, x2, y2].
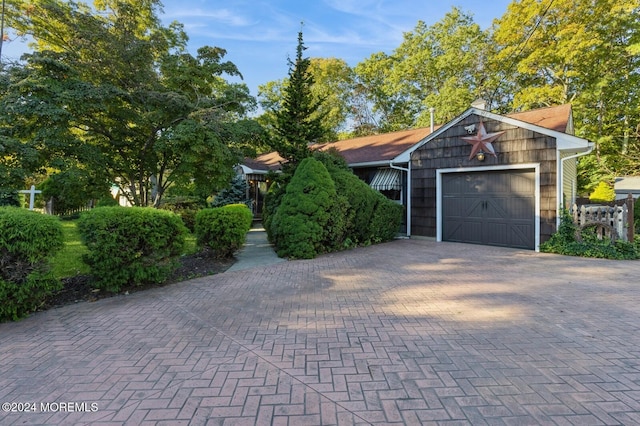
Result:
[389, 160, 411, 237]
[557, 143, 594, 229]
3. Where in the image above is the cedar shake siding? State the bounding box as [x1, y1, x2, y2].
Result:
[410, 115, 558, 243]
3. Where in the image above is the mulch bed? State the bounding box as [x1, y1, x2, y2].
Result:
[40, 253, 235, 311]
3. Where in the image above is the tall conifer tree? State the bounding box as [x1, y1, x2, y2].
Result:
[272, 30, 326, 165]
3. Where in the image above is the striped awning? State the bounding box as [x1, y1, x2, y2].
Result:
[370, 168, 401, 191]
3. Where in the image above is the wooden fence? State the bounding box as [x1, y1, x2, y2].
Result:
[571, 194, 635, 242]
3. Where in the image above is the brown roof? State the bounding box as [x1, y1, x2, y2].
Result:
[507, 104, 572, 133]
[242, 151, 284, 172]
[244, 104, 574, 172]
[316, 127, 435, 165]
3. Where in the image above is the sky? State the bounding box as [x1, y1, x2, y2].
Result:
[2, 0, 514, 99]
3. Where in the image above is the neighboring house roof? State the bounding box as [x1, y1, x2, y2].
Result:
[242, 104, 583, 172]
[240, 151, 284, 174]
[614, 177, 640, 192]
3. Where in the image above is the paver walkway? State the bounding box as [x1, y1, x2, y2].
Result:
[1, 239, 640, 425]
[226, 223, 285, 272]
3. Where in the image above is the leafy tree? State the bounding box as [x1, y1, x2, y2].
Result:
[353, 52, 416, 132]
[40, 166, 111, 214]
[492, 0, 640, 187]
[1, 0, 263, 207]
[353, 8, 492, 130]
[269, 30, 327, 166]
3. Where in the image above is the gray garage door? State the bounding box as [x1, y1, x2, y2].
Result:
[442, 169, 535, 249]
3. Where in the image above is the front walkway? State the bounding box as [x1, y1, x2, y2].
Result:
[226, 223, 285, 272]
[1, 239, 640, 425]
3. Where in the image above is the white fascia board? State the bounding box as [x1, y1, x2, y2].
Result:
[394, 109, 477, 162]
[472, 109, 591, 151]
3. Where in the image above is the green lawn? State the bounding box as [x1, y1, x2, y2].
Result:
[51, 220, 198, 279]
[51, 221, 90, 279]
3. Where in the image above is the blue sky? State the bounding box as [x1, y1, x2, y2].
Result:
[3, 0, 513, 99]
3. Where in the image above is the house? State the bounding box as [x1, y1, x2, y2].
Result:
[239, 127, 436, 223]
[241, 104, 592, 251]
[614, 177, 640, 201]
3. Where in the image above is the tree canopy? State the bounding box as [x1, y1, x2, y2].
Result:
[1, 0, 265, 206]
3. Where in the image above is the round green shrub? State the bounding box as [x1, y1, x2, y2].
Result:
[331, 170, 378, 244]
[270, 157, 339, 259]
[195, 204, 253, 258]
[77, 207, 188, 293]
[0, 207, 64, 321]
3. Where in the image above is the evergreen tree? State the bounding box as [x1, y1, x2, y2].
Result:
[271, 30, 327, 166]
[211, 174, 250, 207]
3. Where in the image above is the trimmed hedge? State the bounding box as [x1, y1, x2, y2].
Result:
[370, 192, 404, 243]
[195, 204, 253, 258]
[264, 153, 404, 259]
[0, 207, 64, 321]
[270, 158, 346, 259]
[77, 207, 188, 292]
[331, 170, 378, 244]
[159, 196, 205, 232]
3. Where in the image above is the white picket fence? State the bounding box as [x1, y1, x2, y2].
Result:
[570, 203, 630, 241]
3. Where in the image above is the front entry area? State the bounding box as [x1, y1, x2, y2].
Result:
[441, 169, 536, 249]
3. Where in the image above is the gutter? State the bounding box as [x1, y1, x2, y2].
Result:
[557, 143, 594, 229]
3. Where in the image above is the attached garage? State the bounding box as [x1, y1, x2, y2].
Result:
[401, 105, 592, 251]
[439, 168, 537, 249]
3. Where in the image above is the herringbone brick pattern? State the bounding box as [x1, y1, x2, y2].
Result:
[1, 239, 640, 425]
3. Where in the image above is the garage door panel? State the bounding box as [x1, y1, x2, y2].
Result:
[485, 222, 509, 246]
[509, 224, 535, 249]
[442, 170, 536, 250]
[444, 197, 483, 218]
[444, 220, 483, 244]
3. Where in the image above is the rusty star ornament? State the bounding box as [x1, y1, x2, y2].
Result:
[461, 121, 505, 160]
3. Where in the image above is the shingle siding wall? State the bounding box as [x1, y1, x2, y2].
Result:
[410, 115, 558, 243]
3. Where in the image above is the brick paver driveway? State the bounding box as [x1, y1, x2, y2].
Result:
[2, 239, 640, 425]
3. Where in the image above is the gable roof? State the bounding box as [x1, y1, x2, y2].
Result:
[242, 104, 585, 172]
[395, 104, 590, 162]
[508, 104, 573, 134]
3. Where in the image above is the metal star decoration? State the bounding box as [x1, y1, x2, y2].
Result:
[461, 121, 505, 160]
